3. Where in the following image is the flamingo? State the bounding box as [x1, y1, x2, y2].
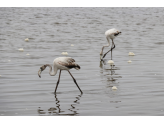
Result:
[100, 28, 121, 60]
[38, 57, 83, 94]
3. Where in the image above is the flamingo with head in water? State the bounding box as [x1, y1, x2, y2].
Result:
[100, 28, 121, 60]
[38, 57, 83, 94]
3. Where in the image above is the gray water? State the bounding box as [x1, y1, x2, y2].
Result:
[0, 7, 164, 116]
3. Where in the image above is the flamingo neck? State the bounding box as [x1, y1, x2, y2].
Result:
[106, 37, 111, 44]
[100, 37, 110, 55]
[46, 64, 58, 76]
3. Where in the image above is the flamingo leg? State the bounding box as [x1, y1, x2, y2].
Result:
[103, 39, 115, 60]
[111, 39, 115, 60]
[102, 48, 112, 59]
[111, 41, 114, 60]
[68, 70, 83, 94]
[54, 70, 61, 93]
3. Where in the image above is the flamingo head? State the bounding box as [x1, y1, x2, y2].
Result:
[114, 31, 121, 36]
[38, 65, 46, 78]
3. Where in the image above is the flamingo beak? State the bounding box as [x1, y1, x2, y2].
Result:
[38, 69, 42, 78]
[38, 65, 46, 78]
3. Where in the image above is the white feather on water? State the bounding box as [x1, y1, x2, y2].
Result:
[128, 60, 132, 63]
[107, 60, 114, 65]
[25, 38, 29, 41]
[128, 52, 135, 56]
[61, 52, 68, 55]
[112, 86, 117, 90]
[18, 48, 24, 52]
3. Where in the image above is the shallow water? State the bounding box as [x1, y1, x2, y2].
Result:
[0, 7, 164, 116]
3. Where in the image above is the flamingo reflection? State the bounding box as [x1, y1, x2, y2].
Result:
[37, 94, 82, 116]
[53, 93, 82, 116]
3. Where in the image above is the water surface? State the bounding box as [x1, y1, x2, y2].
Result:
[0, 7, 164, 116]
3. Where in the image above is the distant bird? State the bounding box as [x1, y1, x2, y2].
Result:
[38, 57, 82, 94]
[100, 28, 121, 60]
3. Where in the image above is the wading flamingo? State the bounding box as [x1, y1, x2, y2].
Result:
[100, 28, 121, 60]
[38, 57, 83, 94]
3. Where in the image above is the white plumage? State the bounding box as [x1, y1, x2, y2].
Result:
[100, 28, 121, 60]
[38, 57, 82, 93]
[53, 57, 80, 70]
[105, 28, 120, 40]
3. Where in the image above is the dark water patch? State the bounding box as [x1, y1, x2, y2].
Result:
[154, 42, 164, 45]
